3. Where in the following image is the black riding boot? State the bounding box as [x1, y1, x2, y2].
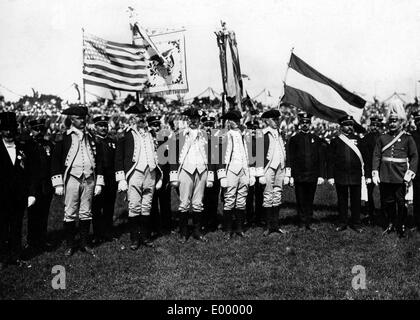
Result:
[193, 211, 207, 242]
[64, 221, 77, 257]
[129, 216, 140, 250]
[140, 215, 154, 247]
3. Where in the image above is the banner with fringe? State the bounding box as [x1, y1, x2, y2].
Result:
[133, 28, 189, 95]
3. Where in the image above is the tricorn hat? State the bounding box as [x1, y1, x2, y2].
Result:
[221, 109, 242, 121]
[125, 103, 150, 115]
[261, 109, 280, 119]
[61, 106, 89, 117]
[182, 107, 201, 119]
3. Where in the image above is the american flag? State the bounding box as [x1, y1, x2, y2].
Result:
[83, 33, 148, 92]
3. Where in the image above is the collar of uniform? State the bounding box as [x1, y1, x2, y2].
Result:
[2, 139, 16, 149]
[183, 127, 201, 137]
[262, 126, 278, 136]
[132, 127, 148, 137]
[67, 126, 84, 140]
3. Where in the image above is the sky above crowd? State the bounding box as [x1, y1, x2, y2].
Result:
[0, 0, 419, 104]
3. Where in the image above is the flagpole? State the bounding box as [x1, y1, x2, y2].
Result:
[215, 21, 228, 116]
[283, 47, 294, 84]
[82, 27, 86, 105]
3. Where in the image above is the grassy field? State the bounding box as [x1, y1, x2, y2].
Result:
[1, 184, 420, 300]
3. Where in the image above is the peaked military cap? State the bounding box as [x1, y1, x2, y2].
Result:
[147, 115, 161, 125]
[93, 115, 110, 125]
[0, 111, 18, 131]
[125, 103, 150, 115]
[339, 115, 355, 126]
[221, 109, 242, 120]
[62, 106, 89, 116]
[261, 109, 280, 119]
[245, 119, 260, 129]
[297, 111, 313, 120]
[29, 118, 47, 129]
[201, 116, 216, 125]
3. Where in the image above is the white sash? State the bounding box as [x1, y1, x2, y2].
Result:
[338, 134, 368, 201]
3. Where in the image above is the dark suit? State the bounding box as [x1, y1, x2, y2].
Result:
[287, 131, 326, 226]
[360, 131, 381, 220]
[26, 136, 54, 249]
[412, 129, 420, 229]
[328, 134, 365, 227]
[151, 129, 172, 235]
[92, 134, 117, 241]
[0, 140, 38, 263]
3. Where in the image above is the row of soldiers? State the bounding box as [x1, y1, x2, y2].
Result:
[1, 102, 420, 269]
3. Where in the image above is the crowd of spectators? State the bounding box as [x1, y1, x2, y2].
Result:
[1, 93, 419, 143]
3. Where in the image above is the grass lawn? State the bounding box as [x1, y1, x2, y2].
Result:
[1, 184, 419, 300]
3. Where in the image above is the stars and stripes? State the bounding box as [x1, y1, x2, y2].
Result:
[282, 53, 366, 124]
[83, 33, 148, 91]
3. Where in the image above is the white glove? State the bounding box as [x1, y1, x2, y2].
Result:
[94, 185, 102, 196]
[118, 180, 128, 192]
[289, 177, 294, 187]
[249, 176, 256, 187]
[317, 177, 325, 185]
[404, 170, 415, 184]
[28, 196, 36, 208]
[259, 176, 267, 185]
[55, 185, 64, 196]
[156, 179, 162, 190]
[170, 180, 179, 188]
[220, 177, 228, 188]
[283, 177, 290, 185]
[206, 181, 213, 188]
[328, 178, 335, 186]
[372, 170, 380, 186]
[366, 178, 372, 184]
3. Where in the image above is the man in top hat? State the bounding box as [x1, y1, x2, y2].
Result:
[51, 105, 104, 257]
[218, 109, 256, 239]
[285, 111, 326, 231]
[411, 109, 420, 232]
[170, 107, 214, 243]
[255, 109, 288, 236]
[201, 114, 221, 232]
[327, 115, 366, 233]
[91, 115, 117, 244]
[24, 118, 55, 257]
[148, 114, 172, 236]
[0, 112, 38, 269]
[360, 114, 383, 225]
[115, 103, 162, 250]
[372, 105, 418, 237]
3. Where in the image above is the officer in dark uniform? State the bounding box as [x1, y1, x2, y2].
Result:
[25, 118, 54, 255]
[0, 112, 38, 270]
[148, 114, 172, 236]
[286, 111, 326, 231]
[91, 115, 117, 244]
[244, 119, 264, 228]
[327, 115, 365, 233]
[201, 115, 221, 232]
[411, 110, 420, 232]
[360, 115, 383, 225]
[373, 108, 418, 237]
